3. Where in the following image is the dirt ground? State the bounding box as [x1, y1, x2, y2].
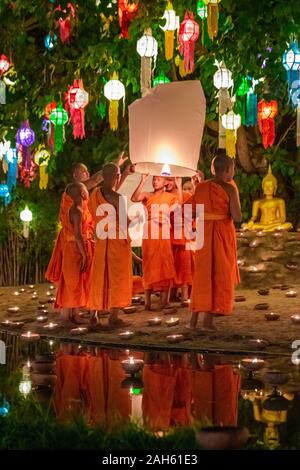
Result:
[1, 283, 300, 356]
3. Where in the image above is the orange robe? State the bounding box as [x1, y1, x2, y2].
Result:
[55, 201, 94, 308]
[88, 188, 132, 310]
[192, 365, 240, 426]
[142, 192, 177, 291]
[190, 181, 239, 315]
[45, 192, 73, 283]
[172, 190, 193, 287]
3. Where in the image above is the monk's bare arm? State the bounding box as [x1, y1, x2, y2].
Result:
[228, 185, 242, 223]
[70, 207, 88, 272]
[131, 174, 151, 202]
[84, 170, 103, 191]
[115, 164, 135, 191]
[132, 250, 142, 264]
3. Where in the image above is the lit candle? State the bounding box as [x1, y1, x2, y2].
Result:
[37, 316, 48, 323]
[21, 331, 40, 341]
[248, 339, 267, 350]
[47, 297, 55, 303]
[20, 288, 25, 293]
[148, 317, 162, 326]
[286, 289, 297, 298]
[37, 304, 47, 309]
[70, 327, 88, 335]
[7, 306, 20, 313]
[291, 315, 300, 325]
[43, 322, 59, 331]
[121, 357, 144, 374]
[132, 296, 142, 304]
[118, 331, 134, 339]
[1, 320, 12, 327]
[46, 291, 51, 297]
[181, 299, 190, 307]
[49, 285, 55, 290]
[241, 357, 265, 371]
[32, 295, 38, 300]
[13, 291, 19, 296]
[28, 285, 35, 289]
[265, 312, 280, 321]
[167, 334, 184, 343]
[38, 309, 48, 315]
[249, 266, 258, 272]
[166, 317, 179, 327]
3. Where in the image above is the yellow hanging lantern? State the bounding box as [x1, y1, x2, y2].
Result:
[221, 110, 241, 158]
[104, 72, 125, 131]
[137, 28, 158, 96]
[204, 0, 221, 40]
[160, 2, 179, 61]
[34, 145, 51, 190]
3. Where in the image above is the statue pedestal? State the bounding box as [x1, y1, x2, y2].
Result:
[237, 230, 300, 288]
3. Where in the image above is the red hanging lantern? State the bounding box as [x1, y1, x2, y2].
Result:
[258, 99, 278, 149]
[118, 0, 139, 39]
[55, 3, 76, 43]
[44, 101, 57, 149]
[18, 160, 37, 188]
[0, 54, 10, 75]
[179, 12, 200, 73]
[65, 79, 89, 139]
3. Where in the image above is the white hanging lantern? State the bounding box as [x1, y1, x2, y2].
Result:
[160, 2, 179, 61]
[137, 28, 158, 97]
[104, 72, 126, 131]
[213, 62, 233, 148]
[20, 206, 33, 239]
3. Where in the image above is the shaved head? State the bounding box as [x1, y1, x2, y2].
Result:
[66, 182, 88, 201]
[102, 163, 119, 178]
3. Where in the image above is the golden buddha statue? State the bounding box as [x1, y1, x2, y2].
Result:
[242, 165, 292, 232]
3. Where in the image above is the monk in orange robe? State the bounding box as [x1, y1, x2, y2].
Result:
[191, 356, 240, 426]
[88, 163, 132, 326]
[188, 155, 241, 330]
[165, 177, 194, 302]
[55, 182, 94, 324]
[131, 175, 178, 310]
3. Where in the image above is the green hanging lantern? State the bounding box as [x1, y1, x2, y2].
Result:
[50, 104, 68, 153]
[153, 73, 171, 87]
[236, 77, 251, 96]
[236, 77, 251, 125]
[98, 100, 107, 119]
[197, 0, 208, 19]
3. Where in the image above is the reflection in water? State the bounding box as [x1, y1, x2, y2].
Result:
[1, 330, 300, 449]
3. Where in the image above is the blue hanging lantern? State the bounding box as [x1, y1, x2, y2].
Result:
[44, 33, 57, 51]
[0, 183, 11, 206]
[5, 147, 18, 190]
[283, 41, 300, 105]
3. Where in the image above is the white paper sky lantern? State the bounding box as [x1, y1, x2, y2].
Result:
[129, 80, 206, 177]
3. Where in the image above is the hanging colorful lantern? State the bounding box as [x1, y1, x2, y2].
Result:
[213, 62, 233, 148]
[258, 99, 278, 149]
[160, 2, 179, 61]
[0, 183, 11, 206]
[236, 77, 251, 125]
[18, 160, 37, 188]
[204, 0, 221, 40]
[118, 0, 139, 39]
[34, 146, 51, 190]
[65, 79, 89, 139]
[5, 147, 18, 191]
[197, 1, 208, 19]
[153, 73, 171, 87]
[54, 3, 76, 43]
[137, 28, 158, 97]
[283, 41, 300, 146]
[179, 12, 199, 74]
[16, 121, 35, 169]
[20, 206, 32, 239]
[0, 54, 11, 105]
[104, 72, 125, 131]
[44, 33, 58, 51]
[44, 101, 57, 149]
[50, 104, 68, 152]
[244, 77, 259, 127]
[175, 55, 192, 78]
[221, 110, 241, 158]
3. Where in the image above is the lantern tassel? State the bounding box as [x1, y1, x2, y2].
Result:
[109, 100, 119, 131]
[183, 42, 195, 73]
[22, 146, 31, 170]
[58, 17, 71, 43]
[207, 4, 219, 40]
[297, 103, 300, 147]
[70, 108, 85, 139]
[165, 30, 174, 61]
[259, 118, 275, 149]
[39, 166, 48, 190]
[225, 129, 237, 158]
[0, 79, 6, 104]
[246, 92, 258, 127]
[54, 125, 64, 152]
[140, 56, 152, 97]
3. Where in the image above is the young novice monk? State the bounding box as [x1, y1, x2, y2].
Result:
[188, 155, 242, 330]
[55, 182, 94, 325]
[131, 174, 178, 310]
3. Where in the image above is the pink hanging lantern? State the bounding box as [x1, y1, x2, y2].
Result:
[0, 55, 11, 75]
[179, 11, 199, 73]
[55, 3, 76, 43]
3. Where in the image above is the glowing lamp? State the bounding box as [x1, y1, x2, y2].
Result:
[137, 32, 158, 58]
[283, 41, 300, 72]
[153, 73, 171, 87]
[66, 79, 89, 139]
[213, 65, 233, 90]
[129, 80, 206, 177]
[44, 33, 57, 51]
[179, 11, 199, 73]
[0, 183, 11, 206]
[258, 99, 278, 149]
[16, 120, 35, 169]
[104, 72, 125, 131]
[197, 1, 208, 19]
[50, 104, 68, 152]
[19, 380, 32, 397]
[20, 206, 32, 239]
[0, 54, 10, 75]
[221, 110, 241, 158]
[118, 0, 138, 38]
[137, 28, 158, 96]
[34, 146, 51, 189]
